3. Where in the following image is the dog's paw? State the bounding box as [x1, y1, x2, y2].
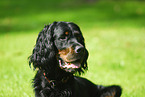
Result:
[100, 85, 122, 97]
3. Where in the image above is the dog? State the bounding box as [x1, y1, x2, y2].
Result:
[29, 21, 122, 97]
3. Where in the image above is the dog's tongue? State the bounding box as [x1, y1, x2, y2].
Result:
[64, 62, 81, 69]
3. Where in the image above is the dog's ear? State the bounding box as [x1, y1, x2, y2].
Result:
[29, 22, 57, 70]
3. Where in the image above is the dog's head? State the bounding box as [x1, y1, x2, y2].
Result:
[29, 21, 88, 74]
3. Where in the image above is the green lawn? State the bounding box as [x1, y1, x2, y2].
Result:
[0, 1, 145, 97]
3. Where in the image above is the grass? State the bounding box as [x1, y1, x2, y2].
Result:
[0, 0, 145, 97]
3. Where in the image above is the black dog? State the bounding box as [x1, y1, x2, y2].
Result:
[29, 21, 122, 97]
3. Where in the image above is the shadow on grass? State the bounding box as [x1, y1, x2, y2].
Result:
[0, 0, 145, 33]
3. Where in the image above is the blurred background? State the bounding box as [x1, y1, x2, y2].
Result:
[0, 0, 145, 96]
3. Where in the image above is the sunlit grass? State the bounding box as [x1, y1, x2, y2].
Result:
[0, 32, 36, 96]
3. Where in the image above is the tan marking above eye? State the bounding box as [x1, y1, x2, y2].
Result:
[65, 32, 69, 35]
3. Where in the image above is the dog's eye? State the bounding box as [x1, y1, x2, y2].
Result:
[65, 32, 69, 35]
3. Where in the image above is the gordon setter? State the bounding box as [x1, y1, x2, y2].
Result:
[29, 21, 122, 97]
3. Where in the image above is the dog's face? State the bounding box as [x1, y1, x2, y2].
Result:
[29, 21, 88, 74]
[53, 22, 88, 73]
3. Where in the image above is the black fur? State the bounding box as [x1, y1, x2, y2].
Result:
[29, 21, 122, 97]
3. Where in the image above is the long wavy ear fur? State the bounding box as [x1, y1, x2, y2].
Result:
[29, 22, 57, 70]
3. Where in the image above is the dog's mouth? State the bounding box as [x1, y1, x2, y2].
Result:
[59, 58, 82, 73]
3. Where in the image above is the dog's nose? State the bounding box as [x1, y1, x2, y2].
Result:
[75, 46, 84, 54]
